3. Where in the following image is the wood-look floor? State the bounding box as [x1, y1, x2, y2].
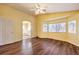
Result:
[0, 37, 79, 55]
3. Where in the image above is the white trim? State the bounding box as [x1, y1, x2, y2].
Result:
[46, 15, 71, 22]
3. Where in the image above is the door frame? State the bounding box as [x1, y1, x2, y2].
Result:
[22, 21, 32, 39]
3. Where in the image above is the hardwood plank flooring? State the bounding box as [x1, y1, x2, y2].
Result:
[0, 37, 79, 55]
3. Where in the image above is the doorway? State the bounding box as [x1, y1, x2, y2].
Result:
[22, 21, 31, 39]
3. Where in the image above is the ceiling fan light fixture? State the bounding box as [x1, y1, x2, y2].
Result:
[34, 4, 46, 15]
[35, 9, 46, 15]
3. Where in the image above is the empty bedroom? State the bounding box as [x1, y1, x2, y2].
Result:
[0, 3, 79, 55]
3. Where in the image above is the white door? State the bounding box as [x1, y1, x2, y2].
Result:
[0, 19, 3, 45]
[0, 19, 14, 45]
[5, 20, 14, 44]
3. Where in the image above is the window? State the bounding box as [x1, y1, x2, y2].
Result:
[56, 23, 66, 32]
[42, 23, 48, 32]
[48, 23, 66, 32]
[68, 20, 76, 33]
[49, 24, 56, 32]
[42, 20, 76, 33]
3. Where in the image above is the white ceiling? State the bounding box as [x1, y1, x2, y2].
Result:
[5, 3, 79, 15]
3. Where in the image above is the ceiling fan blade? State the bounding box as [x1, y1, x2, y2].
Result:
[35, 3, 40, 8]
[29, 9, 36, 11]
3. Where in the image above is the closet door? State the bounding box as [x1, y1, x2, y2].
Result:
[5, 19, 14, 44]
[0, 19, 4, 45]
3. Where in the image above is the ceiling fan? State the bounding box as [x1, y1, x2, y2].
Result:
[30, 3, 46, 15]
